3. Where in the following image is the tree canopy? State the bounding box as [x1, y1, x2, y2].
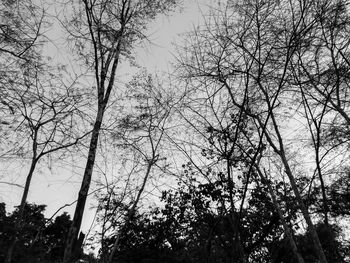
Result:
[0, 0, 349, 262]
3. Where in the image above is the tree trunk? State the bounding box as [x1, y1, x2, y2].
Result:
[265, 113, 328, 263]
[280, 153, 328, 263]
[315, 150, 329, 226]
[258, 169, 305, 263]
[63, 107, 104, 263]
[5, 158, 38, 263]
[108, 161, 153, 263]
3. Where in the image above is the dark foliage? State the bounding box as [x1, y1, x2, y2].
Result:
[102, 176, 283, 263]
[270, 223, 349, 263]
[100, 172, 350, 263]
[0, 203, 72, 263]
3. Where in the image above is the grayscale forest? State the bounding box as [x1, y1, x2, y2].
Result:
[0, 0, 349, 262]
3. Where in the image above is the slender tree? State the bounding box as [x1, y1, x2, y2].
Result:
[106, 73, 173, 262]
[63, 1, 180, 262]
[175, 0, 341, 262]
[289, 0, 350, 226]
[4, 63, 89, 263]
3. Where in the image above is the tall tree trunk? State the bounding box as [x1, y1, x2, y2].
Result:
[63, 107, 104, 263]
[300, 87, 329, 226]
[315, 149, 329, 226]
[258, 168, 305, 263]
[5, 158, 38, 263]
[280, 153, 328, 263]
[108, 161, 153, 263]
[265, 114, 328, 263]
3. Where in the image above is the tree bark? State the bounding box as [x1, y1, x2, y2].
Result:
[63, 107, 104, 263]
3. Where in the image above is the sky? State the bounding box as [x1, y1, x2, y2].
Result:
[1, 0, 349, 257]
[0, 0, 215, 236]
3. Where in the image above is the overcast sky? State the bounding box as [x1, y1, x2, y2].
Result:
[0, 0, 216, 234]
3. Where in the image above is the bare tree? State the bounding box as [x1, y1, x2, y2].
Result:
[86, 72, 174, 262]
[175, 0, 338, 262]
[106, 72, 174, 262]
[289, 0, 350, 226]
[4, 64, 89, 263]
[62, 1, 180, 262]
